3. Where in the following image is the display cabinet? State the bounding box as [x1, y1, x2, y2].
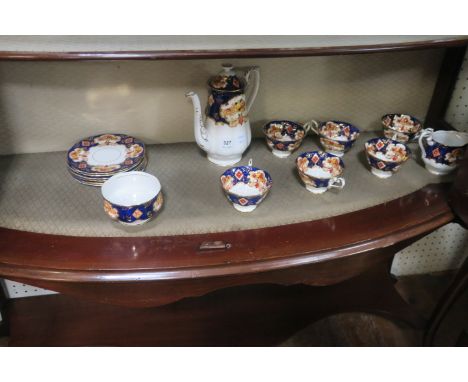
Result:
[0, 36, 467, 346]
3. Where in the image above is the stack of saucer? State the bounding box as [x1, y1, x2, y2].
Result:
[67, 133, 147, 186]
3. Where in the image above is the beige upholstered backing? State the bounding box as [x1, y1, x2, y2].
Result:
[0, 49, 443, 155]
[0, 133, 447, 237]
[446, 48, 468, 132]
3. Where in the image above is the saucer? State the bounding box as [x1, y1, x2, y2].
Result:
[67, 133, 145, 175]
[69, 157, 147, 186]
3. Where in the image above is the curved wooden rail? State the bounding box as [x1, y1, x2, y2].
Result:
[0, 184, 454, 308]
[0, 38, 467, 61]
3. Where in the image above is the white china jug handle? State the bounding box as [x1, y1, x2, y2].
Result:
[418, 128, 434, 158]
[245, 66, 260, 114]
[412, 129, 423, 141]
[303, 120, 320, 135]
[329, 177, 346, 190]
[459, 131, 468, 146]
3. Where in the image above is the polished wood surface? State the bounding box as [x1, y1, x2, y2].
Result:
[0, 184, 454, 307]
[0, 38, 466, 61]
[4, 245, 409, 308]
[0, 184, 453, 280]
[5, 259, 425, 346]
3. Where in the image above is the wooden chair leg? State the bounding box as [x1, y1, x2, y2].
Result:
[424, 256, 468, 346]
[456, 330, 468, 346]
[0, 280, 9, 337]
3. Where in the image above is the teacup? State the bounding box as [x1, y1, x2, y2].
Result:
[101, 171, 163, 225]
[418, 128, 468, 175]
[365, 138, 411, 178]
[381, 113, 422, 143]
[263, 120, 309, 158]
[220, 160, 272, 212]
[305, 120, 360, 157]
[296, 151, 345, 194]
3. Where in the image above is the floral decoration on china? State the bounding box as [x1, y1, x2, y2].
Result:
[366, 138, 410, 162]
[297, 152, 344, 177]
[221, 168, 271, 194]
[382, 114, 422, 133]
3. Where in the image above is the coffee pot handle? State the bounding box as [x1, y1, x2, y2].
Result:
[303, 120, 320, 135]
[245, 67, 260, 114]
[418, 128, 434, 158]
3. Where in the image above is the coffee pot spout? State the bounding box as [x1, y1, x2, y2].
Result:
[185, 91, 210, 152]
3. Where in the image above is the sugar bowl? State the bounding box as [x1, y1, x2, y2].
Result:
[365, 138, 411, 178]
[263, 120, 309, 158]
[101, 171, 163, 225]
[296, 151, 345, 194]
[381, 113, 422, 143]
[220, 159, 272, 212]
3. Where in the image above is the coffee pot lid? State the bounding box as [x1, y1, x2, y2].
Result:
[209, 64, 243, 92]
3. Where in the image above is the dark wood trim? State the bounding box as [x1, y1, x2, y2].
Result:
[432, 120, 456, 131]
[0, 38, 467, 61]
[0, 184, 454, 308]
[424, 255, 468, 346]
[0, 280, 8, 337]
[0, 184, 454, 284]
[449, 148, 468, 228]
[2, 243, 413, 308]
[425, 46, 467, 128]
[6, 257, 424, 346]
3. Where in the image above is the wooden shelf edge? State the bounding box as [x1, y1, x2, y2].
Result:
[1, 38, 467, 61]
[0, 184, 455, 283]
[0, 208, 453, 283]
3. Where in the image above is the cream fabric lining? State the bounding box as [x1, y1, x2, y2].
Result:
[0, 50, 443, 154]
[0, 132, 447, 237]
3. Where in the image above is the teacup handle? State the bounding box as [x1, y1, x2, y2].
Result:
[329, 177, 346, 190]
[418, 128, 434, 158]
[303, 120, 320, 135]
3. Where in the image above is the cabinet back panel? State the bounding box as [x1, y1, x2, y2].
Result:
[0, 49, 443, 155]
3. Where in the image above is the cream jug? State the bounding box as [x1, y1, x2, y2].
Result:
[186, 64, 260, 166]
[418, 128, 468, 175]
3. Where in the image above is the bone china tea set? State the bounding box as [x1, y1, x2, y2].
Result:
[66, 65, 468, 222]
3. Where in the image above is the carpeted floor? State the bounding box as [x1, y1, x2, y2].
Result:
[282, 272, 466, 346]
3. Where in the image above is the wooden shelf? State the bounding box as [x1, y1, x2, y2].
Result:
[0, 133, 455, 307]
[0, 183, 454, 308]
[0, 132, 452, 296]
[0, 135, 446, 238]
[0, 35, 466, 61]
